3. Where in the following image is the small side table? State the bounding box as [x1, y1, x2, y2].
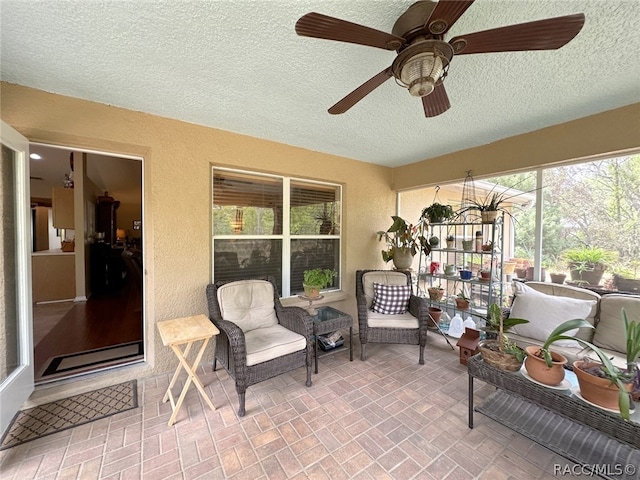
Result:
[312, 306, 353, 374]
[157, 314, 220, 426]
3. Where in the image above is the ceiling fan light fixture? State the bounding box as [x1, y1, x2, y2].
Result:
[399, 51, 444, 97]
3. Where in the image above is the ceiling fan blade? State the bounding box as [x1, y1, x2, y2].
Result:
[450, 14, 585, 55]
[295, 12, 406, 50]
[422, 83, 450, 118]
[425, 1, 475, 35]
[328, 68, 393, 114]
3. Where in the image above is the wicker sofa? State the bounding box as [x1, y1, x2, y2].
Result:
[506, 281, 640, 368]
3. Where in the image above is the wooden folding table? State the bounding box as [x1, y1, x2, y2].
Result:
[157, 314, 220, 426]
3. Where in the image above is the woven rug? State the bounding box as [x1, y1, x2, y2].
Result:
[477, 390, 640, 480]
[40, 341, 143, 378]
[0, 380, 138, 450]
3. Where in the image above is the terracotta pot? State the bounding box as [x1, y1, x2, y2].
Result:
[455, 298, 470, 310]
[303, 284, 321, 298]
[524, 346, 567, 386]
[550, 273, 566, 284]
[573, 360, 633, 411]
[515, 267, 528, 279]
[428, 307, 443, 328]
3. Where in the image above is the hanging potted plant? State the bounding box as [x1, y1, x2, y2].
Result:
[303, 268, 337, 298]
[421, 203, 454, 224]
[377, 216, 430, 270]
[479, 304, 529, 371]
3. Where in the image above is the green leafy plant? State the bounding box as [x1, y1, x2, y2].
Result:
[561, 247, 617, 268]
[377, 216, 429, 263]
[421, 203, 454, 223]
[481, 303, 529, 361]
[531, 313, 640, 420]
[303, 268, 336, 289]
[456, 289, 470, 301]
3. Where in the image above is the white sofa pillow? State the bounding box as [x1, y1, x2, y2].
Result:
[510, 282, 597, 347]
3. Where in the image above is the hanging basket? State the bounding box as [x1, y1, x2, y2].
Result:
[481, 211, 498, 223]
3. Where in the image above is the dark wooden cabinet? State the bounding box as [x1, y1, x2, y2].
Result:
[96, 192, 120, 245]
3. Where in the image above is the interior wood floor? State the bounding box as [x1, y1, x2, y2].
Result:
[33, 274, 143, 383]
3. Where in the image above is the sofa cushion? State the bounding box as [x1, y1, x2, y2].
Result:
[371, 282, 411, 315]
[510, 282, 598, 347]
[362, 271, 408, 310]
[244, 324, 306, 366]
[593, 294, 640, 354]
[367, 311, 419, 329]
[217, 279, 279, 332]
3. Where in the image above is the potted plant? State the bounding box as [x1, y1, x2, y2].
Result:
[523, 318, 592, 386]
[561, 246, 617, 286]
[611, 263, 640, 293]
[377, 216, 430, 270]
[459, 181, 541, 223]
[455, 289, 470, 310]
[479, 304, 529, 371]
[303, 268, 337, 298]
[481, 241, 493, 252]
[428, 235, 439, 247]
[571, 310, 640, 420]
[548, 257, 567, 284]
[421, 203, 454, 224]
[461, 239, 474, 251]
[427, 285, 444, 302]
[445, 234, 455, 249]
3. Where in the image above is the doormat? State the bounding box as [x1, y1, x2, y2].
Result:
[41, 341, 144, 378]
[0, 380, 138, 450]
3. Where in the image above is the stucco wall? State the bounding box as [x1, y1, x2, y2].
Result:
[1, 82, 395, 403]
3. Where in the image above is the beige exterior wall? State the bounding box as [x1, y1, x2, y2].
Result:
[1, 82, 396, 403]
[392, 103, 640, 190]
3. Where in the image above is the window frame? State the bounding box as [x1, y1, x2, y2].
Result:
[211, 166, 342, 298]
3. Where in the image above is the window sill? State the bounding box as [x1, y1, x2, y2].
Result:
[282, 290, 349, 308]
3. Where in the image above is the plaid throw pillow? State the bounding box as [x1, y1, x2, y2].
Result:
[372, 283, 411, 315]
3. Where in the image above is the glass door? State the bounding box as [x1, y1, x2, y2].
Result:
[0, 121, 34, 434]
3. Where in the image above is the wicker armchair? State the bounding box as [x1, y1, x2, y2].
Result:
[355, 270, 429, 364]
[206, 277, 312, 416]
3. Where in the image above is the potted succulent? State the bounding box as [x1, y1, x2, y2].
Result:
[421, 203, 454, 224]
[427, 285, 444, 302]
[561, 246, 617, 286]
[428, 235, 439, 247]
[377, 216, 430, 270]
[523, 318, 592, 386]
[455, 289, 471, 310]
[445, 234, 455, 249]
[479, 304, 529, 371]
[303, 268, 337, 298]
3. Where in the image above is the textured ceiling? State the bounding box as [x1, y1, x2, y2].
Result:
[2, 0, 639, 167]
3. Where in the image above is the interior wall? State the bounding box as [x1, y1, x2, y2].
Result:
[0, 82, 396, 399]
[392, 103, 640, 191]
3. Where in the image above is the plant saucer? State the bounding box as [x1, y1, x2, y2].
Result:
[520, 365, 571, 390]
[570, 386, 635, 414]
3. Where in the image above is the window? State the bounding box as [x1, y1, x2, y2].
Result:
[212, 168, 341, 297]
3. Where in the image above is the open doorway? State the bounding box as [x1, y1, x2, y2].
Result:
[29, 144, 144, 383]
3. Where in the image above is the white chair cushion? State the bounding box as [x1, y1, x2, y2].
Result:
[217, 279, 279, 332]
[362, 271, 409, 310]
[367, 311, 419, 329]
[244, 324, 307, 366]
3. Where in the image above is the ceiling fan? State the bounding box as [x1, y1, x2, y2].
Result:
[295, 1, 585, 117]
